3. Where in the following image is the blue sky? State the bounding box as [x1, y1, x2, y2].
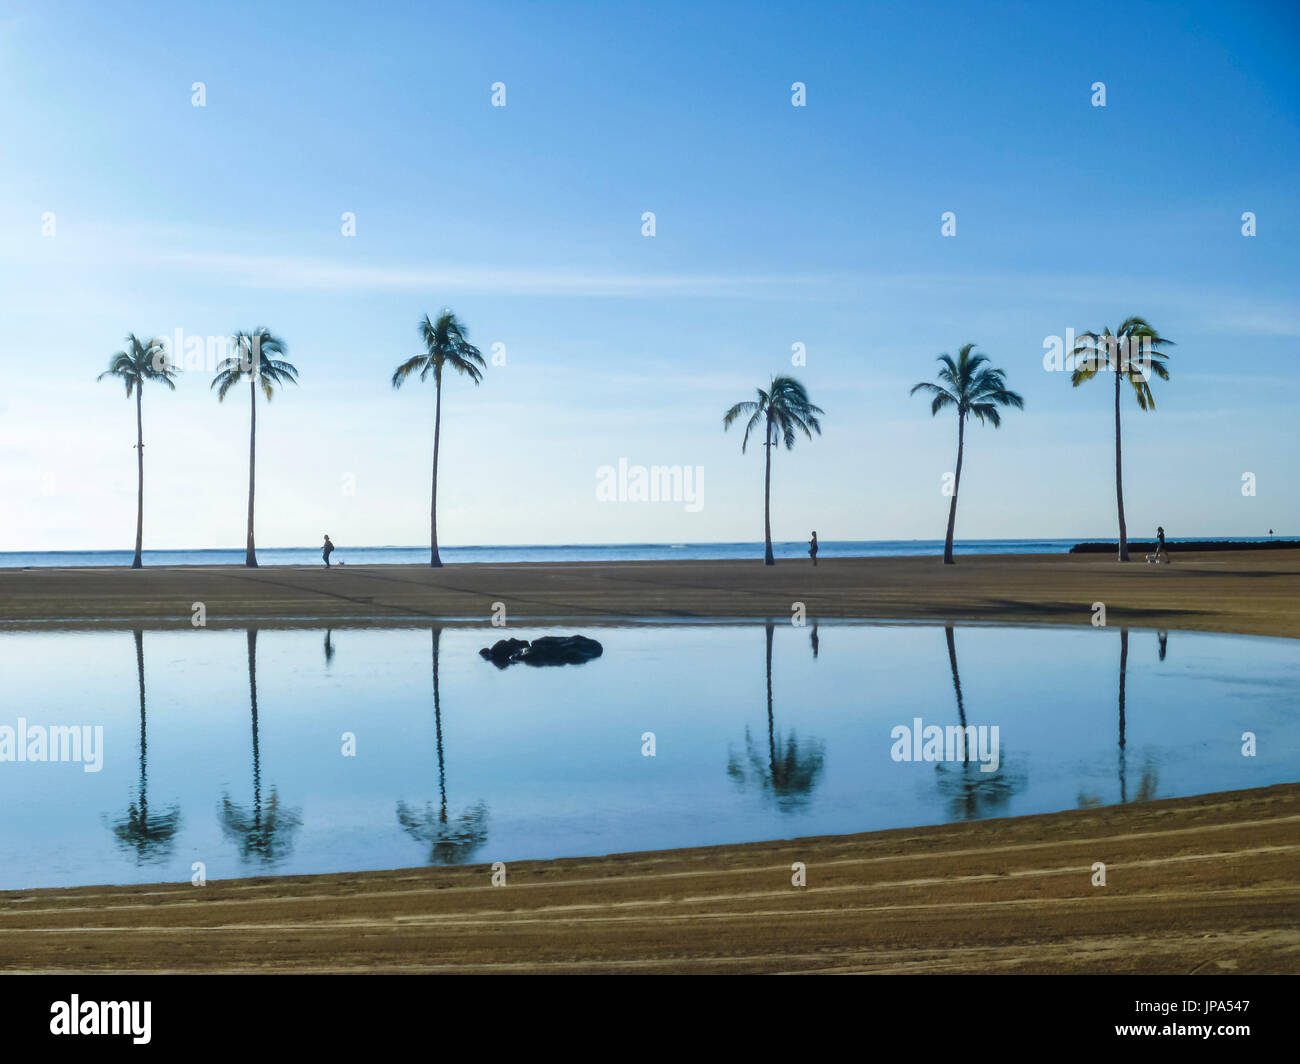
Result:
[0, 0, 1296, 551]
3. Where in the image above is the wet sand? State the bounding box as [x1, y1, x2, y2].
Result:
[2, 783, 1296, 974]
[2, 551, 1296, 973]
[2, 549, 1299, 636]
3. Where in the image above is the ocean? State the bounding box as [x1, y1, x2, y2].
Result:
[1, 538, 1292, 568]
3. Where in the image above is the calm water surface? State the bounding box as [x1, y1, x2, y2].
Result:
[0, 622, 1296, 890]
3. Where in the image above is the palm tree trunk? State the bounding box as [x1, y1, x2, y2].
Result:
[133, 387, 144, 569]
[1114, 366, 1129, 562]
[246, 378, 258, 568]
[762, 416, 775, 566]
[943, 413, 965, 565]
[430, 371, 443, 568]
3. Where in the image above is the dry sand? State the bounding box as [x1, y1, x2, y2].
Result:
[2, 549, 1299, 636]
[1, 551, 1297, 973]
[2, 784, 1296, 974]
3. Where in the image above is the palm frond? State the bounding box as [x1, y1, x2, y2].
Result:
[912, 343, 1022, 427]
[724, 377, 823, 454]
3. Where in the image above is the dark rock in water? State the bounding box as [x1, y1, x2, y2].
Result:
[478, 635, 603, 668]
[480, 638, 531, 667]
[519, 635, 603, 667]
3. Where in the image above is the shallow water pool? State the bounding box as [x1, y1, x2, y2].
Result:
[0, 621, 1295, 890]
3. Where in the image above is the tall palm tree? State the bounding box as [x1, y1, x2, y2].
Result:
[1070, 317, 1175, 562]
[910, 344, 1024, 565]
[723, 377, 824, 565]
[391, 311, 486, 568]
[97, 334, 176, 568]
[211, 329, 298, 568]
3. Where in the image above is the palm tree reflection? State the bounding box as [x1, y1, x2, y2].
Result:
[396, 627, 489, 864]
[727, 622, 826, 812]
[1079, 627, 1158, 808]
[933, 625, 1025, 820]
[107, 629, 181, 863]
[220, 629, 302, 865]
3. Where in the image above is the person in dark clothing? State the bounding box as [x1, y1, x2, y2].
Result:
[1156, 526, 1166, 562]
[323, 535, 335, 568]
[809, 531, 819, 567]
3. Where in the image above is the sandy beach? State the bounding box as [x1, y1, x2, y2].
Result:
[2, 782, 1296, 974]
[2, 549, 1299, 636]
[1, 550, 1297, 973]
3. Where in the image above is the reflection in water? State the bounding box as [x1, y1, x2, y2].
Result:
[1118, 626, 1128, 802]
[323, 629, 336, 666]
[6, 621, 1289, 892]
[396, 627, 489, 864]
[933, 760, 1026, 820]
[1078, 628, 1160, 808]
[106, 629, 181, 863]
[810, 624, 819, 659]
[727, 622, 826, 812]
[1157, 630, 1168, 662]
[935, 625, 1025, 820]
[945, 625, 967, 741]
[219, 629, 302, 865]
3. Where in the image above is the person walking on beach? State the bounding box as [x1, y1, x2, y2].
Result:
[1156, 525, 1167, 562]
[809, 531, 819, 567]
[322, 535, 335, 568]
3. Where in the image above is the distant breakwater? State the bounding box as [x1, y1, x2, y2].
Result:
[1069, 540, 1297, 553]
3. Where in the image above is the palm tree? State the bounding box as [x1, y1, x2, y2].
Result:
[97, 334, 176, 568]
[910, 344, 1024, 565]
[391, 311, 486, 567]
[1070, 317, 1175, 562]
[723, 377, 824, 565]
[211, 329, 298, 568]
